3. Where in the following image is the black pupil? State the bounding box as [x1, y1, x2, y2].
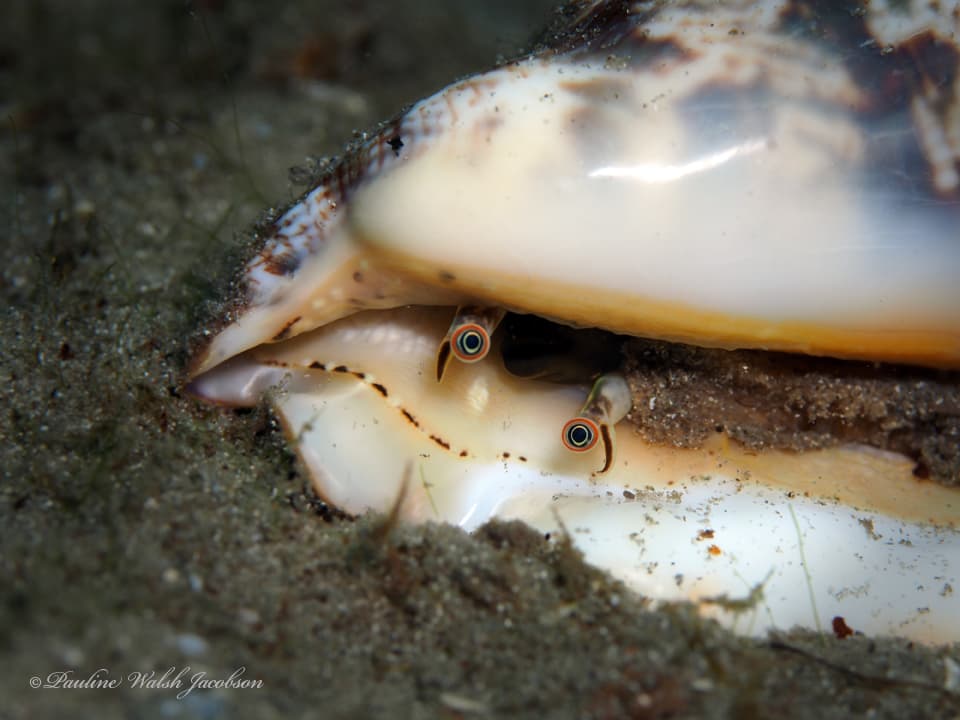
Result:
[459, 330, 483, 355]
[568, 423, 592, 447]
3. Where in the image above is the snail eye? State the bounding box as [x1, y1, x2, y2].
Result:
[451, 324, 489, 362]
[562, 418, 600, 452]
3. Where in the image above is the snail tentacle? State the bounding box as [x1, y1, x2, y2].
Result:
[563, 373, 632, 474]
[436, 306, 506, 381]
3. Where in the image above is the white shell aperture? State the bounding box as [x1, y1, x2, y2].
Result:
[190, 307, 960, 642]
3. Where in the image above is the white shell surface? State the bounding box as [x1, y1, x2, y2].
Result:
[349, 60, 960, 326]
[346, 44, 960, 363]
[190, 308, 960, 643]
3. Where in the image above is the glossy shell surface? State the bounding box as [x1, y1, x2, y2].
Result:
[192, 0, 960, 376]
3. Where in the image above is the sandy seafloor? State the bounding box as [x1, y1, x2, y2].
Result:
[1, 1, 959, 718]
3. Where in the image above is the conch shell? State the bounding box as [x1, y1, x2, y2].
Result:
[188, 0, 960, 642]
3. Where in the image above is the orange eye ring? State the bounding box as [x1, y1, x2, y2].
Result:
[561, 417, 600, 452]
[451, 323, 489, 362]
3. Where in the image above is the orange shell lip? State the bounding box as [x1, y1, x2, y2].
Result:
[372, 246, 960, 371]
